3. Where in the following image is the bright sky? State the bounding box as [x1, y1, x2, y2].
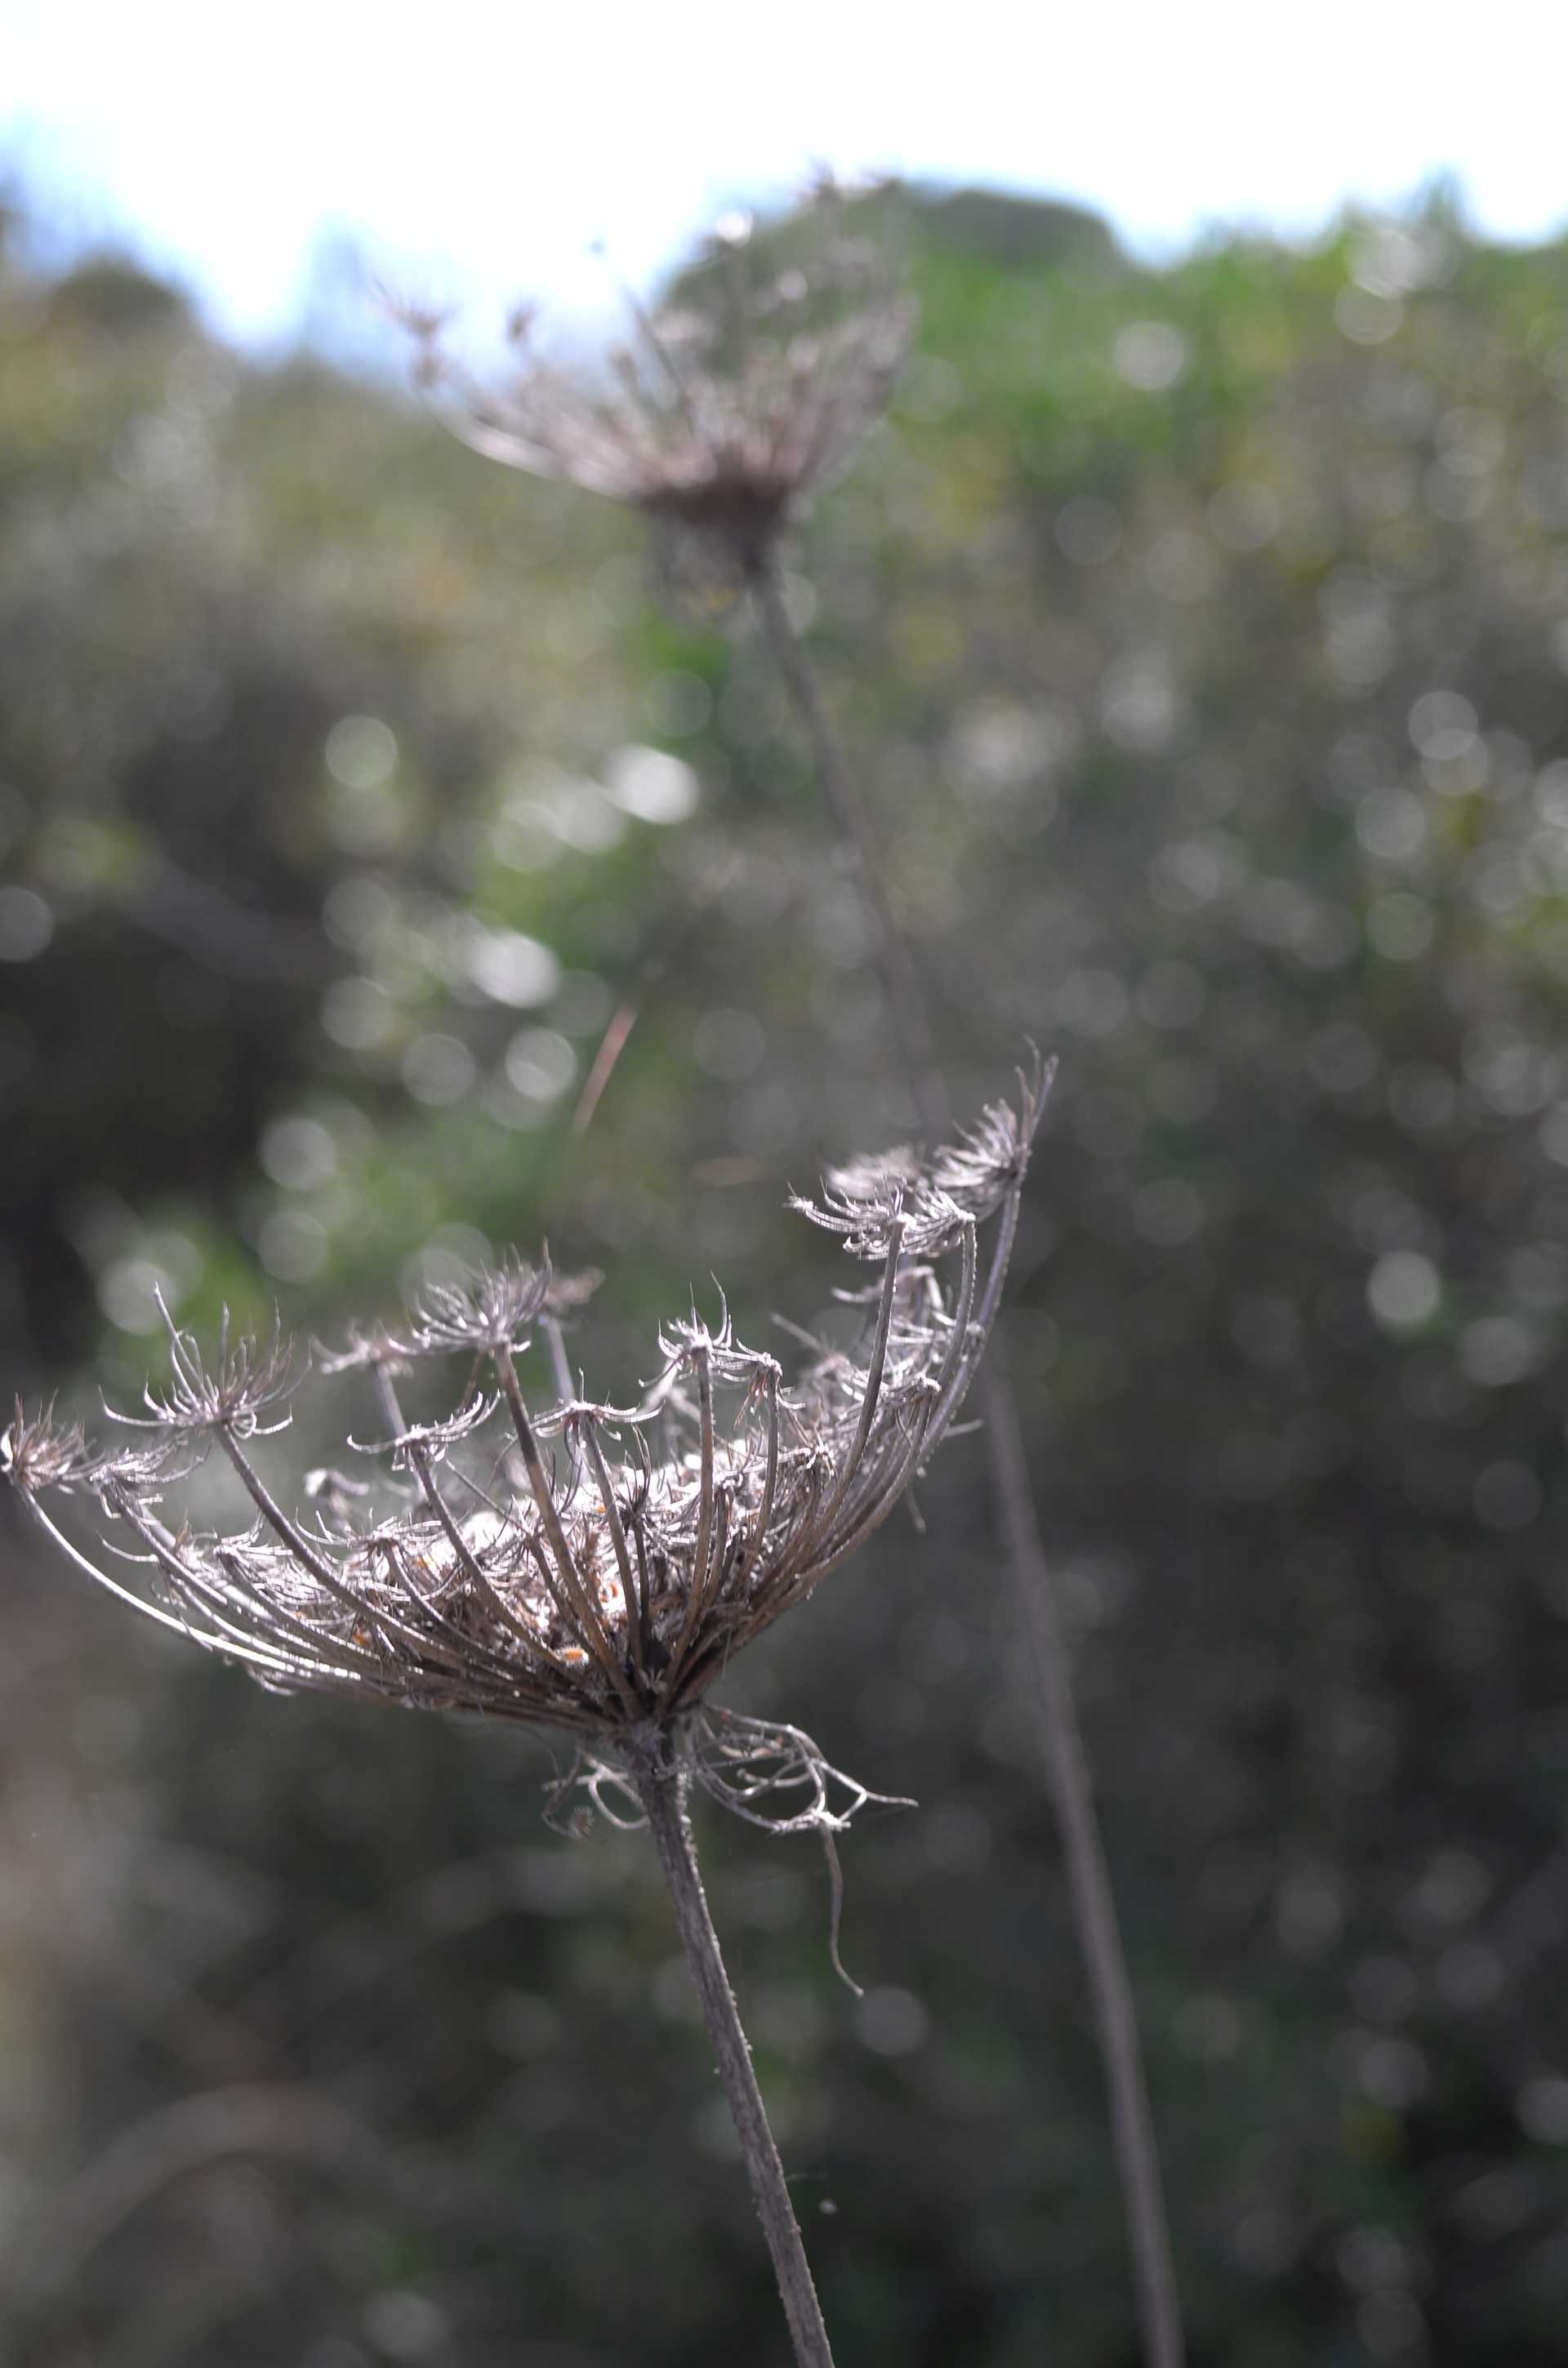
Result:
[3, 2, 1564, 347]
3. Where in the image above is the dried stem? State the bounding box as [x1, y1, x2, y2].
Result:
[748, 551, 1185, 2368]
[635, 1754, 836, 2368]
[749, 564, 942, 1124]
[982, 1355, 1184, 2368]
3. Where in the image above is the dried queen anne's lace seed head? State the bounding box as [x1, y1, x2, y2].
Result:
[791, 1055, 1054, 1259]
[1, 1401, 98, 1496]
[4, 1079, 1045, 1828]
[402, 176, 915, 586]
[131, 1300, 296, 1438]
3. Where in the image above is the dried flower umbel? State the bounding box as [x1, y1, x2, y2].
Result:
[6, 1080, 1041, 2368]
[6, 1074, 1041, 1824]
[403, 176, 914, 585]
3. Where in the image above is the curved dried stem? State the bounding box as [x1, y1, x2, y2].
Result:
[574, 1411, 643, 1675]
[492, 1343, 637, 1713]
[737, 1361, 781, 1583]
[795, 1212, 904, 1562]
[370, 1366, 546, 1664]
[665, 1339, 715, 1686]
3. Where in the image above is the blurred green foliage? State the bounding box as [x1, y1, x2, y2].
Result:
[3, 185, 1568, 2366]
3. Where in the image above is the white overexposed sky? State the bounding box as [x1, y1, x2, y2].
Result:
[3, 1, 1566, 350]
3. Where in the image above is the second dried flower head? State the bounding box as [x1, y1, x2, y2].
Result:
[405, 177, 915, 583]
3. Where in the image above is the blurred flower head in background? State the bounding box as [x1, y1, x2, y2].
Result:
[400, 173, 915, 585]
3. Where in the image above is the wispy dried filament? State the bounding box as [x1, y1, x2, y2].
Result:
[5, 1074, 1045, 1777]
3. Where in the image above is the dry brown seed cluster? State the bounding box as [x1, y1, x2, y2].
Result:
[6, 1076, 1045, 1814]
[402, 176, 915, 582]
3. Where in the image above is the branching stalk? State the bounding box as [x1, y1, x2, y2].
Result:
[748, 551, 1185, 2368]
[635, 1755, 836, 2368]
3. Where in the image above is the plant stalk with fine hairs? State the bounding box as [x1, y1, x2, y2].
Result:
[4, 1086, 1040, 2368]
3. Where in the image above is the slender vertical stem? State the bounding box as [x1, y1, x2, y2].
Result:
[982, 1355, 1185, 2368]
[750, 553, 1185, 2368]
[749, 564, 942, 1131]
[635, 1756, 836, 2368]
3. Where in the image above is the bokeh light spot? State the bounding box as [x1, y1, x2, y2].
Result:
[856, 1987, 930, 2057]
[505, 1027, 577, 1103]
[325, 713, 398, 791]
[1114, 321, 1188, 390]
[604, 743, 700, 825]
[0, 886, 55, 962]
[1367, 1251, 1441, 1331]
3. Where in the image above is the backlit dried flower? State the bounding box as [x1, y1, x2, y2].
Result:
[122, 1300, 295, 1439]
[5, 1081, 1042, 1825]
[399, 1251, 557, 1358]
[406, 178, 915, 583]
[792, 1053, 1054, 1259]
[1, 1400, 98, 1496]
